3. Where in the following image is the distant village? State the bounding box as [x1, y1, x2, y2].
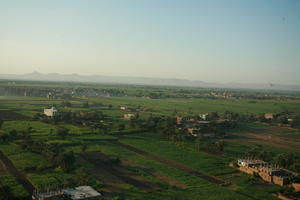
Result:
[1, 84, 300, 100]
[43, 103, 299, 136]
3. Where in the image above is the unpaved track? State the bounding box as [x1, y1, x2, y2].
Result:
[0, 151, 35, 195]
[110, 141, 225, 185]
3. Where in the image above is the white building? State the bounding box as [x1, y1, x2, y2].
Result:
[120, 106, 128, 110]
[199, 113, 209, 120]
[64, 186, 102, 200]
[43, 107, 58, 117]
[124, 113, 135, 119]
[33, 186, 101, 200]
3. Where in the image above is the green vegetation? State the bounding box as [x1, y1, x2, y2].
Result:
[0, 82, 299, 199]
[0, 175, 29, 199]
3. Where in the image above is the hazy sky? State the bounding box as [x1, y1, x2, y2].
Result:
[0, 0, 300, 84]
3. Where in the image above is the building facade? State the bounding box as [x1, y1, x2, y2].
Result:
[43, 107, 58, 117]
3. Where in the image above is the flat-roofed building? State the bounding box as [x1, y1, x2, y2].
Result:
[43, 107, 58, 117]
[264, 113, 274, 119]
[33, 186, 102, 200]
[236, 159, 293, 186]
[64, 186, 102, 200]
[120, 106, 128, 110]
[124, 113, 135, 120]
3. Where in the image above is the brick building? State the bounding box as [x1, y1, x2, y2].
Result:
[237, 159, 291, 186]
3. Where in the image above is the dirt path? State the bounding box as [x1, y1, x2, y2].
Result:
[110, 141, 225, 185]
[0, 151, 35, 195]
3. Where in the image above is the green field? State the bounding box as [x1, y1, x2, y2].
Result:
[0, 90, 299, 199]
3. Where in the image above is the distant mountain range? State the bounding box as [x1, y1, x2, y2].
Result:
[0, 71, 299, 91]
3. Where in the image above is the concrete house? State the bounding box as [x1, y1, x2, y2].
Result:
[237, 159, 292, 186]
[43, 107, 58, 117]
[199, 113, 209, 120]
[176, 117, 183, 124]
[64, 186, 102, 200]
[120, 106, 128, 111]
[264, 113, 274, 119]
[124, 114, 135, 120]
[33, 185, 102, 200]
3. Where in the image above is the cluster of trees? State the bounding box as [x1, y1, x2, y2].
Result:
[2, 84, 300, 100]
[128, 115, 229, 154]
[55, 111, 104, 124]
[56, 127, 69, 138]
[61, 100, 71, 107]
[194, 110, 300, 128]
[290, 115, 300, 128]
[20, 139, 75, 171]
[0, 85, 54, 97]
[195, 139, 225, 154]
[245, 145, 300, 173]
[181, 111, 256, 123]
[223, 111, 257, 122]
[90, 123, 111, 134]
[205, 111, 300, 128]
[0, 85, 128, 98]
[0, 185, 23, 200]
[142, 115, 177, 138]
[128, 114, 143, 129]
[257, 111, 300, 128]
[197, 121, 237, 136]
[74, 168, 102, 186]
[34, 110, 105, 125]
[0, 128, 32, 143]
